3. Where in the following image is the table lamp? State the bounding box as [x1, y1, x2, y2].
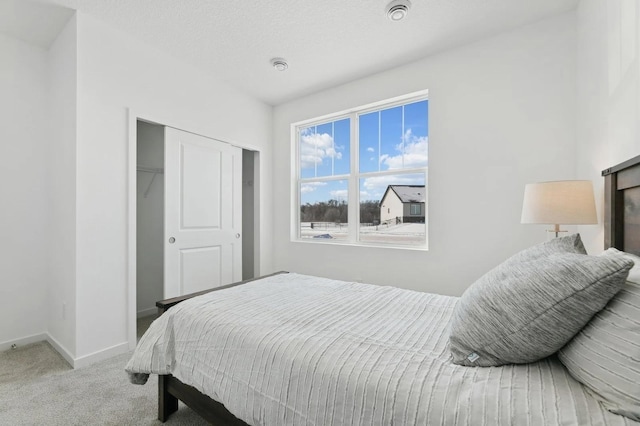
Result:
[521, 180, 597, 237]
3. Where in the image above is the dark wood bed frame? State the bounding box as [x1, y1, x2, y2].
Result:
[152, 154, 640, 425]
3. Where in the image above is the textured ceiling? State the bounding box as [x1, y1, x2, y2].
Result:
[8, 0, 579, 105]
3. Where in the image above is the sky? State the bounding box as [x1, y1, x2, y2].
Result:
[300, 100, 428, 205]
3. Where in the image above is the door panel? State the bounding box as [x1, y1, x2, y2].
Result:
[180, 246, 221, 294]
[181, 144, 221, 229]
[164, 127, 242, 298]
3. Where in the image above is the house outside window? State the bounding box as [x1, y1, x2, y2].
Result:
[293, 90, 428, 248]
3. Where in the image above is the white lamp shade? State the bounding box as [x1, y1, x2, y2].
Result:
[521, 180, 597, 225]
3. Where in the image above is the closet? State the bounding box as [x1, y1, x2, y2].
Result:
[135, 120, 258, 331]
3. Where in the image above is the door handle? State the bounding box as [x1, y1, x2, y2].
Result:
[168, 237, 176, 244]
[236, 233, 241, 239]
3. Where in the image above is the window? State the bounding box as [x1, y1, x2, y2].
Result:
[293, 91, 428, 248]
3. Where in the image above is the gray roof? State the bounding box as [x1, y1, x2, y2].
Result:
[384, 185, 426, 203]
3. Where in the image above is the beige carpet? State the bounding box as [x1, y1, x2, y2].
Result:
[0, 340, 209, 425]
[0, 341, 71, 389]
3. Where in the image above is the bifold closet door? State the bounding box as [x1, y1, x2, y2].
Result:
[164, 127, 242, 297]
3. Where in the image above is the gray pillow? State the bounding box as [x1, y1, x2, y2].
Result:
[450, 234, 633, 367]
[558, 248, 640, 421]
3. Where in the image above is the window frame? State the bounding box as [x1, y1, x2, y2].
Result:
[291, 90, 429, 249]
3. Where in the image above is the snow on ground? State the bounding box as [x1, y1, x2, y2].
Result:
[300, 222, 427, 245]
[361, 223, 425, 235]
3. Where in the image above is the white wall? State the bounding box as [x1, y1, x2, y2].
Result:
[273, 12, 578, 296]
[0, 33, 49, 349]
[73, 13, 273, 363]
[575, 0, 640, 255]
[136, 121, 164, 317]
[46, 14, 77, 359]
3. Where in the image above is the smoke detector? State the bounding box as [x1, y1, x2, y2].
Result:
[386, 0, 411, 21]
[271, 58, 288, 71]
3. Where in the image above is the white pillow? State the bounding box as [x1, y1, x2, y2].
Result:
[558, 248, 640, 421]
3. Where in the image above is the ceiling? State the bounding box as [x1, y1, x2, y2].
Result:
[0, 0, 74, 48]
[4, 0, 579, 106]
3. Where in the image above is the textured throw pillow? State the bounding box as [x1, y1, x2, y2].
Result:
[450, 234, 633, 367]
[558, 248, 640, 421]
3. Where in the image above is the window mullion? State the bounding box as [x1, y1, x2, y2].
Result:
[292, 126, 300, 241]
[348, 112, 358, 243]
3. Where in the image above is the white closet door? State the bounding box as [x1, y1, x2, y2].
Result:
[164, 127, 242, 297]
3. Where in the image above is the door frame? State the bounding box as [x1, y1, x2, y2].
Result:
[126, 108, 262, 350]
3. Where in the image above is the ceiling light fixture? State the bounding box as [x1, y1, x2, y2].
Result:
[386, 0, 411, 22]
[271, 58, 288, 71]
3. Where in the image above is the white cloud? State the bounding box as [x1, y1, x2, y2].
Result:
[380, 129, 428, 170]
[367, 147, 375, 152]
[361, 174, 424, 200]
[300, 181, 327, 194]
[300, 132, 343, 169]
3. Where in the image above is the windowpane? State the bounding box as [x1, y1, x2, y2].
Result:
[400, 100, 428, 169]
[359, 173, 426, 245]
[359, 112, 379, 173]
[359, 100, 428, 173]
[380, 106, 403, 170]
[299, 118, 350, 179]
[404, 100, 428, 140]
[333, 119, 350, 175]
[300, 180, 348, 240]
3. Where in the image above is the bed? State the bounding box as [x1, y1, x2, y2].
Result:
[126, 155, 640, 425]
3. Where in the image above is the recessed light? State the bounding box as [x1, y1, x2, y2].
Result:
[271, 58, 288, 71]
[386, 0, 411, 22]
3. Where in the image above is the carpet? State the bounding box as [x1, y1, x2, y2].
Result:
[0, 341, 71, 389]
[0, 343, 209, 425]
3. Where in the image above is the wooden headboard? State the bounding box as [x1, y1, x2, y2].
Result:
[602, 154, 640, 255]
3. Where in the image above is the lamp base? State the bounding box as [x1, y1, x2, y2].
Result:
[546, 224, 567, 238]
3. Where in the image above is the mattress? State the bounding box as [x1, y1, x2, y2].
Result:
[126, 273, 638, 425]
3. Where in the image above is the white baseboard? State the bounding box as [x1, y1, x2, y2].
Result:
[0, 333, 48, 352]
[46, 334, 75, 367]
[73, 341, 129, 369]
[0, 333, 75, 368]
[3, 333, 129, 369]
[137, 307, 157, 318]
